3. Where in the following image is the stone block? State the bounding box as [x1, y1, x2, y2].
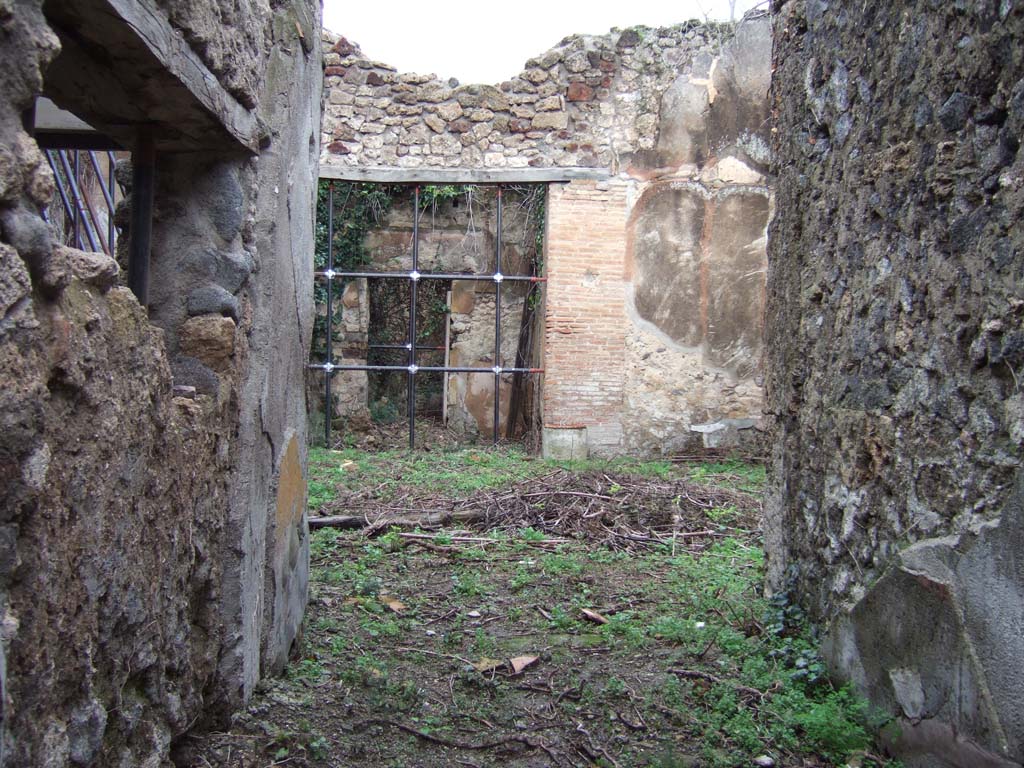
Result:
[542, 427, 589, 460]
[182, 246, 255, 294]
[187, 284, 239, 320]
[450, 280, 476, 314]
[566, 82, 594, 101]
[424, 114, 445, 133]
[824, 479, 1024, 766]
[179, 315, 236, 373]
[531, 111, 568, 130]
[435, 101, 463, 121]
[564, 51, 589, 73]
[63, 246, 119, 291]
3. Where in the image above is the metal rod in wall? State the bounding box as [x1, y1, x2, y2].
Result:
[368, 343, 445, 351]
[45, 151, 76, 231]
[108, 152, 116, 256]
[493, 186, 503, 446]
[324, 181, 335, 448]
[55, 150, 101, 252]
[87, 150, 117, 255]
[127, 132, 155, 307]
[79, 161, 111, 257]
[310, 363, 544, 374]
[73, 150, 81, 249]
[107, 152, 116, 255]
[408, 185, 420, 451]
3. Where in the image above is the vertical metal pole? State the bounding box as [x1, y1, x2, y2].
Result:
[127, 132, 155, 307]
[106, 152, 115, 255]
[87, 151, 117, 255]
[325, 182, 334, 449]
[493, 186, 502, 446]
[56, 150, 100, 252]
[73, 150, 81, 250]
[46, 151, 76, 232]
[408, 186, 420, 451]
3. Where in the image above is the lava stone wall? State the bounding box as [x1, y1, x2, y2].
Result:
[0, 1, 321, 765]
[766, 1, 1023, 765]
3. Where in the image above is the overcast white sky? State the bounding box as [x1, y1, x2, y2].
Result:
[322, 0, 764, 85]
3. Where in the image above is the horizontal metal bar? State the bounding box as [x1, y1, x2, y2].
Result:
[35, 131, 124, 151]
[315, 270, 545, 283]
[309, 364, 543, 374]
[368, 343, 446, 351]
[318, 165, 609, 184]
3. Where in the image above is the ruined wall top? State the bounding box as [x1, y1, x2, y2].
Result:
[320, 14, 770, 177]
[154, 0, 270, 109]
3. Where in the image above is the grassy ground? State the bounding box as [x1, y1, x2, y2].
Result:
[179, 447, 896, 768]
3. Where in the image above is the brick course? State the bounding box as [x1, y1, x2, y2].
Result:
[543, 180, 628, 450]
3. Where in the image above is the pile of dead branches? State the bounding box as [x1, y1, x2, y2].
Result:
[311, 469, 760, 551]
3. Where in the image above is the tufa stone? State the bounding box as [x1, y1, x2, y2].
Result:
[535, 95, 562, 111]
[62, 246, 119, 291]
[178, 316, 236, 373]
[0, 144, 16, 204]
[424, 114, 445, 133]
[436, 102, 463, 121]
[531, 112, 569, 130]
[564, 51, 590, 73]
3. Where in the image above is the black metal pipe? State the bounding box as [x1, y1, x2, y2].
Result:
[324, 182, 335, 448]
[407, 186, 420, 451]
[73, 150, 81, 249]
[128, 132, 155, 307]
[316, 270, 544, 283]
[493, 186, 503, 446]
[87, 150, 117, 255]
[55, 150, 101, 252]
[368, 343, 445, 351]
[85, 150, 115, 214]
[310, 363, 544, 374]
[45, 151, 76, 231]
[106, 152, 115, 256]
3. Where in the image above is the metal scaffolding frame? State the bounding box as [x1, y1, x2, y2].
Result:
[310, 183, 545, 450]
[43, 148, 119, 257]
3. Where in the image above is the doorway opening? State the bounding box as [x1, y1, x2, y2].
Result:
[310, 182, 547, 450]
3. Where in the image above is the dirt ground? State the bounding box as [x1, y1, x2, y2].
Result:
[176, 447, 894, 768]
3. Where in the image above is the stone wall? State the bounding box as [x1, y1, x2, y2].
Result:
[0, 1, 320, 764]
[766, 1, 1023, 765]
[322, 15, 773, 457]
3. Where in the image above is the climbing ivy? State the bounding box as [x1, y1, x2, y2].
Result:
[314, 180, 399, 271]
[313, 181, 400, 357]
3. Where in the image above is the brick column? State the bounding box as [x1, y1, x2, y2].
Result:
[542, 179, 628, 457]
